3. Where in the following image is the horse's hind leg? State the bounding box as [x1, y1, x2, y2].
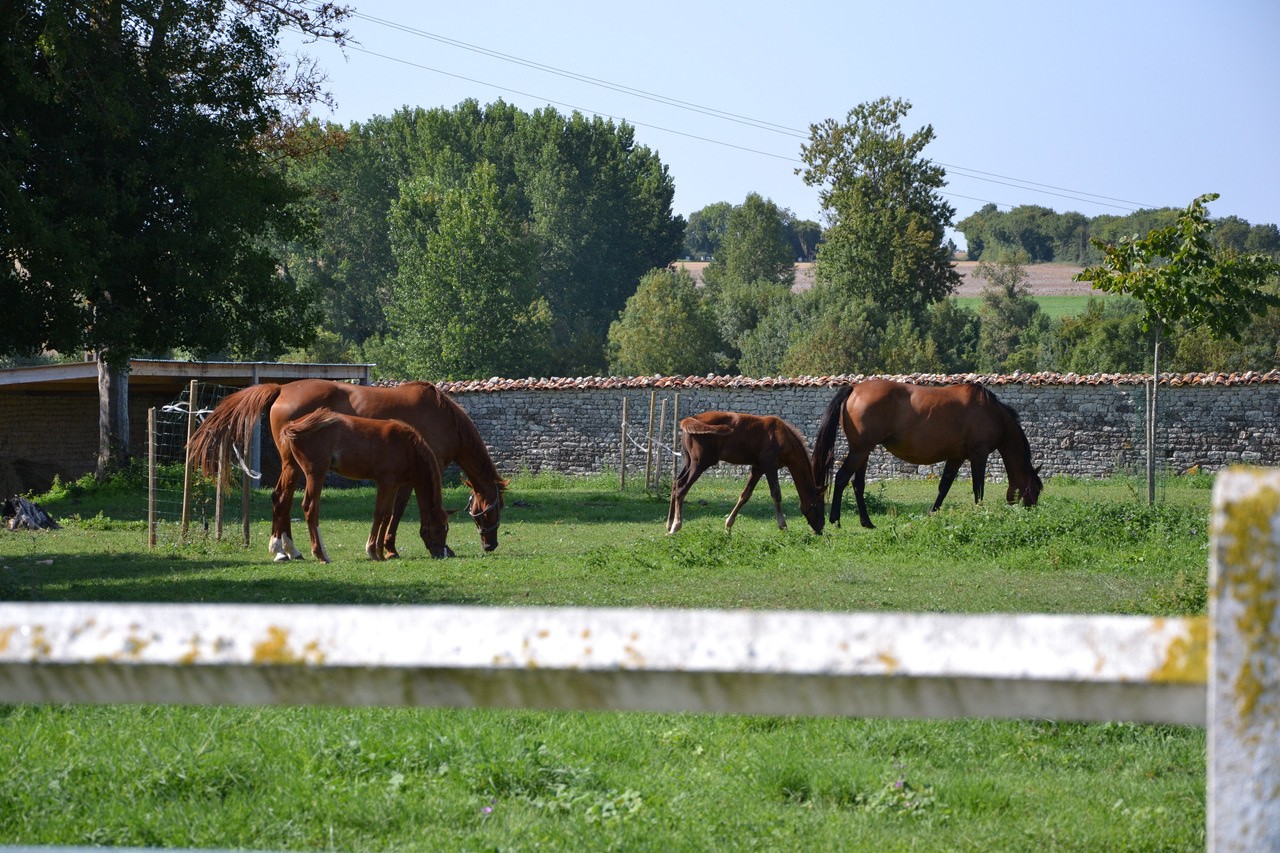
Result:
[270, 460, 305, 561]
[829, 453, 861, 528]
[301, 478, 332, 563]
[725, 469, 764, 531]
[667, 456, 709, 535]
[850, 454, 876, 529]
[932, 459, 963, 512]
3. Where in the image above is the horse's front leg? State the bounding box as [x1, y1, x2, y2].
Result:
[725, 468, 764, 532]
[378, 484, 409, 558]
[270, 459, 305, 561]
[932, 459, 963, 512]
[970, 454, 987, 504]
[764, 467, 787, 530]
[367, 485, 396, 560]
[830, 454, 859, 527]
[380, 484, 412, 559]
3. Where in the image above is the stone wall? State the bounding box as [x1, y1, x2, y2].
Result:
[4, 371, 1277, 496]
[435, 373, 1280, 483]
[0, 388, 176, 495]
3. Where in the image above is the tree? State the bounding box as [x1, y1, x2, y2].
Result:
[388, 163, 552, 380]
[360, 101, 683, 376]
[801, 97, 960, 321]
[702, 194, 795, 290]
[1, 0, 349, 475]
[282, 119, 398, 347]
[683, 202, 733, 260]
[973, 251, 1047, 372]
[784, 215, 823, 262]
[1077, 192, 1280, 502]
[607, 269, 720, 376]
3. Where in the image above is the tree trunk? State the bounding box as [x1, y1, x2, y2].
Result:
[97, 354, 131, 478]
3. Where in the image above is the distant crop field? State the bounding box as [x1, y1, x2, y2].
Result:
[955, 293, 1103, 320]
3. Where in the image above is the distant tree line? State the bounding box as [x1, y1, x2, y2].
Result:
[958, 203, 1280, 265]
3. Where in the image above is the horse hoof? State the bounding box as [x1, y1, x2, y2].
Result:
[273, 553, 291, 563]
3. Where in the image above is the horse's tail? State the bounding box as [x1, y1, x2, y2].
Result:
[680, 416, 733, 436]
[278, 408, 341, 444]
[188, 383, 284, 482]
[812, 385, 854, 490]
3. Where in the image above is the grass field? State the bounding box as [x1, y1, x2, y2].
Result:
[0, 470, 1210, 850]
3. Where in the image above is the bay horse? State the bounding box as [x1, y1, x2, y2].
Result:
[811, 379, 1043, 529]
[667, 411, 826, 535]
[189, 379, 505, 561]
[278, 409, 453, 562]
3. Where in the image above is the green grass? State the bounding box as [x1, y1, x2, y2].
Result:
[955, 293, 1104, 320]
[0, 471, 1210, 850]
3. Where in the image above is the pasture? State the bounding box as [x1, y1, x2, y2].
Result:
[0, 471, 1210, 850]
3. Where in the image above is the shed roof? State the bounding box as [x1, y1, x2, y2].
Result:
[0, 359, 372, 395]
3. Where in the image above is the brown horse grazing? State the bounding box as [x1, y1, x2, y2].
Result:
[667, 411, 826, 535]
[811, 379, 1043, 529]
[278, 409, 453, 562]
[188, 379, 506, 561]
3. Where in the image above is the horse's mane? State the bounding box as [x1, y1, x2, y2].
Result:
[780, 419, 811, 459]
[402, 381, 504, 489]
[396, 418, 443, 490]
[977, 386, 1033, 464]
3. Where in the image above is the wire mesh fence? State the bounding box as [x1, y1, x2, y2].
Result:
[146, 381, 269, 550]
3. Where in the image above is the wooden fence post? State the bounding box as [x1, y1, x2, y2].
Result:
[619, 396, 628, 491]
[180, 379, 198, 539]
[671, 392, 680, 484]
[147, 407, 157, 550]
[1209, 468, 1280, 852]
[644, 390, 656, 492]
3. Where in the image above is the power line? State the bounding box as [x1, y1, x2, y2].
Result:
[314, 15, 1156, 215]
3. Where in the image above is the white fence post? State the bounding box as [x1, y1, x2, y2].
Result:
[1209, 468, 1280, 852]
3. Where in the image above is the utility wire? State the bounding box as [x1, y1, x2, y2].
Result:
[313, 14, 1156, 214]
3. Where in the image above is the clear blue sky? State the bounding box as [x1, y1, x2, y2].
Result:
[285, 0, 1280, 248]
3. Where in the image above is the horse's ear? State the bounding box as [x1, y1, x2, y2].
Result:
[462, 479, 473, 489]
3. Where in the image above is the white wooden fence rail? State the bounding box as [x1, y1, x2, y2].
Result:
[1, 468, 1278, 852]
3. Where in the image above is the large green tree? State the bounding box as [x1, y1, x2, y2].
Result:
[285, 101, 684, 377]
[973, 251, 1048, 372]
[282, 119, 398, 348]
[800, 97, 959, 321]
[1077, 192, 1280, 502]
[701, 193, 796, 291]
[607, 268, 719, 376]
[683, 202, 732, 260]
[388, 163, 552, 380]
[0, 0, 348, 473]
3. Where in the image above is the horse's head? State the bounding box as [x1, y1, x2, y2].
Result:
[422, 510, 455, 559]
[466, 480, 506, 552]
[1007, 465, 1044, 507]
[801, 486, 827, 534]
